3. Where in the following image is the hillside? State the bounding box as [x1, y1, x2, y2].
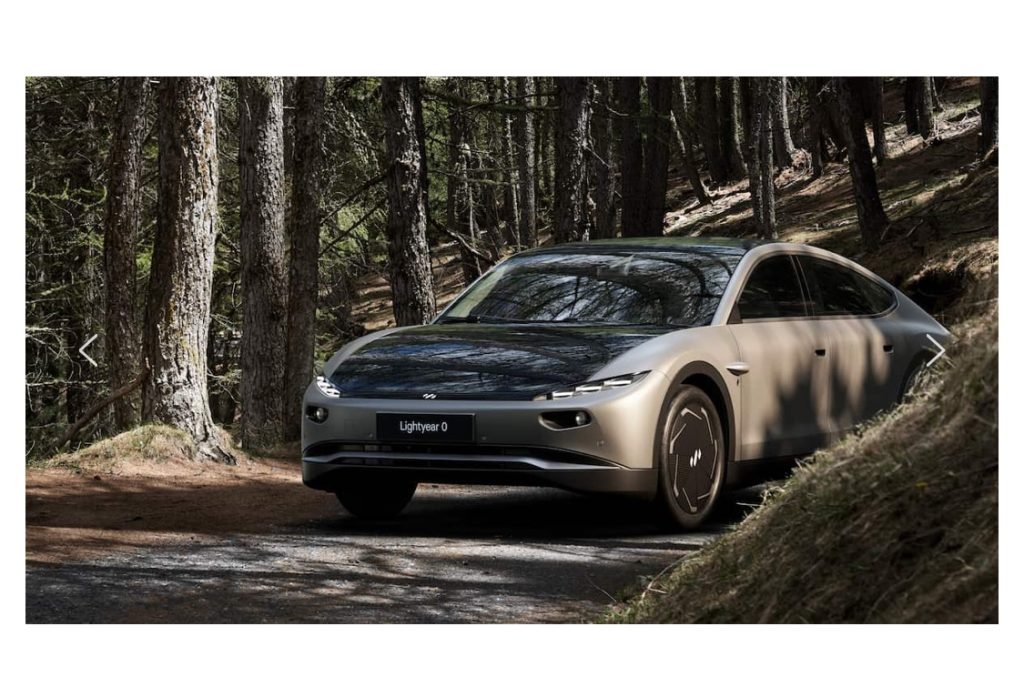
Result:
[602, 78, 999, 623]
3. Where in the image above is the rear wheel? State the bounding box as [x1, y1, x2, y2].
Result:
[335, 475, 417, 519]
[655, 385, 726, 530]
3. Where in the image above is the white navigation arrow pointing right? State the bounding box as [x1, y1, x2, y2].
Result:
[925, 334, 946, 367]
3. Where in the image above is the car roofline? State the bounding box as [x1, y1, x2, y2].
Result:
[513, 236, 773, 257]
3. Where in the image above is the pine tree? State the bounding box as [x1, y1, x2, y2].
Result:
[381, 77, 436, 325]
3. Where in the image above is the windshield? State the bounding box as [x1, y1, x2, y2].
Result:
[440, 247, 742, 327]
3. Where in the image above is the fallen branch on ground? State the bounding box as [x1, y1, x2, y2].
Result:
[55, 369, 149, 451]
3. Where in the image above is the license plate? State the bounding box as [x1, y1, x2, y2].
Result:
[376, 413, 475, 443]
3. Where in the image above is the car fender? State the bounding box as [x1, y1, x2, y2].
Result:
[592, 326, 741, 465]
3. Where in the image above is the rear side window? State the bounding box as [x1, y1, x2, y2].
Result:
[799, 257, 895, 316]
[737, 256, 807, 320]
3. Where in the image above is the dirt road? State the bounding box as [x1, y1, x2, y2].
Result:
[27, 466, 752, 623]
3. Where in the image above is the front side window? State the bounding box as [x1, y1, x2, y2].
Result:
[799, 257, 894, 316]
[441, 247, 742, 328]
[736, 255, 807, 320]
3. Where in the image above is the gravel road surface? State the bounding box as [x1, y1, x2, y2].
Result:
[27, 484, 755, 623]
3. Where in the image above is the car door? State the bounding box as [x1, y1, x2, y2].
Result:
[797, 256, 904, 435]
[727, 255, 833, 461]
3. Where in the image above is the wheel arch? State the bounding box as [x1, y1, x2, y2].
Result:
[658, 361, 737, 477]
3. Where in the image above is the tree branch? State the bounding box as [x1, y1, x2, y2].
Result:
[55, 369, 149, 451]
[428, 217, 497, 267]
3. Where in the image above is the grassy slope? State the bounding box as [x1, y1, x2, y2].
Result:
[605, 78, 998, 623]
[607, 312, 996, 623]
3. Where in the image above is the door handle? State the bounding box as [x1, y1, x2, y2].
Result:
[726, 362, 750, 376]
[814, 348, 827, 357]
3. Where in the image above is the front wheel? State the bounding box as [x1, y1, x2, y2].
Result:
[655, 385, 726, 530]
[335, 475, 417, 519]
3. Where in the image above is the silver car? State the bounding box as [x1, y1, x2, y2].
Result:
[302, 238, 950, 529]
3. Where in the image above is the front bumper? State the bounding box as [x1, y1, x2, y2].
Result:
[300, 371, 669, 498]
[302, 452, 657, 497]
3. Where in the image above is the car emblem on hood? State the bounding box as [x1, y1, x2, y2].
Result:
[422, 393, 437, 399]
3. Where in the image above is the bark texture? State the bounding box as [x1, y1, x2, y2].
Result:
[498, 77, 519, 247]
[754, 78, 777, 238]
[513, 77, 537, 246]
[284, 77, 326, 440]
[553, 77, 591, 243]
[915, 77, 935, 140]
[837, 78, 889, 249]
[806, 77, 826, 177]
[696, 77, 728, 184]
[719, 77, 747, 178]
[381, 78, 436, 325]
[979, 77, 998, 156]
[446, 79, 480, 283]
[640, 77, 672, 235]
[670, 78, 711, 205]
[590, 78, 617, 239]
[238, 77, 289, 449]
[769, 77, 795, 168]
[868, 77, 888, 164]
[104, 77, 148, 431]
[143, 77, 227, 459]
[904, 78, 920, 134]
[615, 77, 644, 236]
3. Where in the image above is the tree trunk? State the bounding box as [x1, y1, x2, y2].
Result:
[915, 77, 935, 140]
[769, 77, 795, 168]
[837, 78, 889, 249]
[445, 80, 480, 283]
[513, 77, 538, 247]
[753, 78, 777, 239]
[381, 77, 436, 325]
[104, 77, 148, 432]
[553, 77, 591, 244]
[537, 80, 554, 214]
[641, 77, 672, 235]
[719, 77, 746, 178]
[590, 78, 617, 239]
[498, 77, 519, 247]
[868, 77, 888, 165]
[143, 77, 228, 460]
[670, 78, 712, 205]
[979, 77, 998, 156]
[904, 78, 920, 135]
[479, 79, 505, 258]
[806, 77, 825, 178]
[929, 77, 943, 112]
[238, 77, 288, 449]
[615, 77, 644, 236]
[284, 77, 326, 441]
[696, 77, 728, 184]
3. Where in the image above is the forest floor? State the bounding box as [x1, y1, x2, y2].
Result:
[26, 77, 997, 623]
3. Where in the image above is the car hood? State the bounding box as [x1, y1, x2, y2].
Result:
[327, 323, 672, 399]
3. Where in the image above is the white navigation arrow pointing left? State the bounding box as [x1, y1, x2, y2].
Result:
[79, 333, 98, 367]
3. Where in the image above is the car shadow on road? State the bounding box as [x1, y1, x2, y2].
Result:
[299, 483, 768, 543]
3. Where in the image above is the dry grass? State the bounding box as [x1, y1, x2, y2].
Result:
[36, 424, 279, 477]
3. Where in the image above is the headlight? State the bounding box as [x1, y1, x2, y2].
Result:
[537, 372, 649, 401]
[315, 375, 341, 398]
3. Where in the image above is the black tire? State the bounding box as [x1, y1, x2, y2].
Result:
[655, 385, 726, 530]
[334, 475, 417, 519]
